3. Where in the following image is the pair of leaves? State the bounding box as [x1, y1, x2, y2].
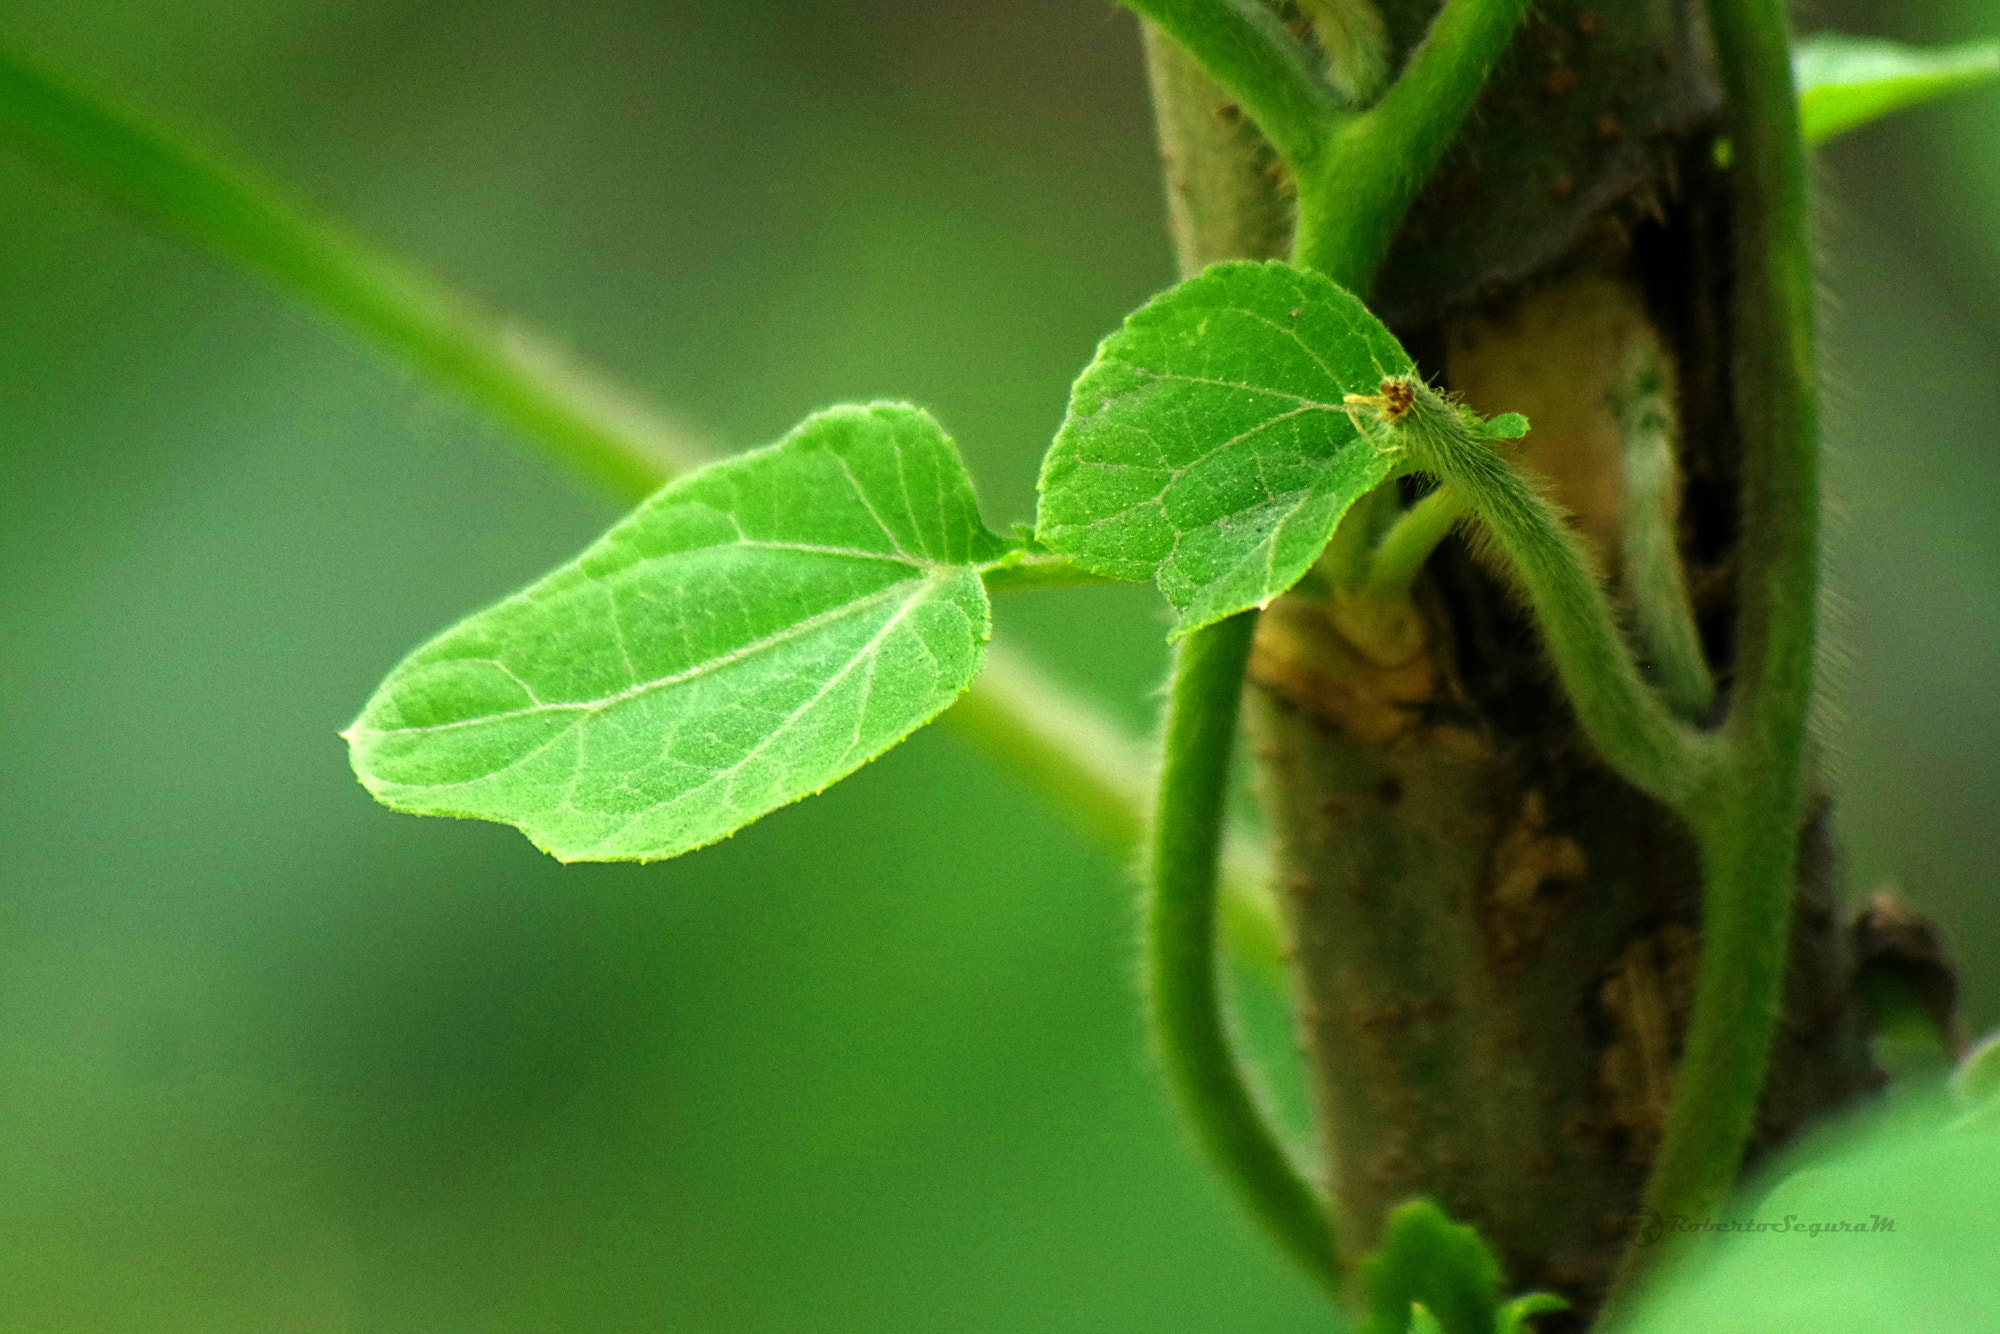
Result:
[347, 36, 1997, 855]
[352, 261, 1416, 859]
[1359, 1198, 1566, 1334]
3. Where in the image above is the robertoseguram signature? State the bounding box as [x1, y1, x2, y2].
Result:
[1629, 1210, 1898, 1247]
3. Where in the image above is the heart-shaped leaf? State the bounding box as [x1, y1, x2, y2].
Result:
[1035, 260, 1412, 638]
[346, 402, 1010, 862]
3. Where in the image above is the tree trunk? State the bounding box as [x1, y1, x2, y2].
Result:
[1140, 1, 1876, 1317]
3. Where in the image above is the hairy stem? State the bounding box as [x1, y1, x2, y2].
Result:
[1316, 475, 1403, 581]
[1617, 0, 1821, 1293]
[1617, 353, 1716, 718]
[1294, 0, 1533, 291]
[1133, 0, 1533, 1292]
[1389, 381, 1714, 809]
[1294, 0, 1391, 104]
[1119, 0, 1345, 168]
[1147, 612, 1336, 1292]
[1360, 482, 1466, 604]
[1316, 483, 1465, 668]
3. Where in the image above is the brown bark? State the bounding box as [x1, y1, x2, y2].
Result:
[1141, 0, 1877, 1318]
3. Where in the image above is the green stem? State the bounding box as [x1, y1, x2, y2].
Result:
[1294, 0, 1533, 291]
[1315, 474, 1402, 583]
[1148, 612, 1336, 1291]
[1618, 354, 1717, 718]
[1295, 0, 1532, 596]
[1117, 0, 1344, 169]
[1294, 0, 1392, 104]
[944, 643, 1151, 858]
[1391, 383, 1714, 809]
[948, 645, 1289, 983]
[978, 554, 1124, 592]
[1359, 481, 1466, 603]
[0, 42, 702, 498]
[1134, 0, 1535, 1294]
[1317, 482, 1464, 667]
[1617, 0, 1821, 1294]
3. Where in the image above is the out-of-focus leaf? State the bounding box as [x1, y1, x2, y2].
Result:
[346, 403, 1010, 862]
[1035, 260, 1411, 638]
[1795, 34, 2000, 144]
[1358, 1199, 1503, 1334]
[1494, 1291, 1567, 1334]
[1621, 1104, 2000, 1332]
[1950, 1030, 2000, 1129]
[1406, 1303, 1446, 1334]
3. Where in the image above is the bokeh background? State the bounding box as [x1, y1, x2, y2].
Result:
[0, 1, 1993, 1329]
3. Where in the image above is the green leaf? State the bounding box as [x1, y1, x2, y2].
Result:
[345, 402, 1010, 862]
[1358, 1198, 1503, 1334]
[1406, 1303, 1446, 1334]
[1494, 1292, 1568, 1334]
[1035, 260, 1412, 638]
[1621, 1104, 2000, 1333]
[1794, 34, 2000, 144]
[1950, 1029, 2000, 1129]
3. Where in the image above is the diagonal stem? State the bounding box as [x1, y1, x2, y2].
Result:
[1358, 481, 1466, 605]
[1389, 382, 1715, 810]
[1117, 0, 1346, 169]
[0, 43, 703, 498]
[1294, 0, 1533, 292]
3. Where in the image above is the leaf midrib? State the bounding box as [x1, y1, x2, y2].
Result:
[355, 564, 953, 742]
[572, 573, 950, 856]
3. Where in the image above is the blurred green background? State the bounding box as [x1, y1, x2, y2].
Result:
[0, 1, 1993, 1329]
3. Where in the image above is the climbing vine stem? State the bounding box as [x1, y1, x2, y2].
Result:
[1293, 0, 1534, 291]
[1614, 0, 1823, 1299]
[1146, 613, 1338, 1292]
[1133, 0, 1532, 1295]
[1385, 382, 1715, 809]
[1117, 0, 1344, 168]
